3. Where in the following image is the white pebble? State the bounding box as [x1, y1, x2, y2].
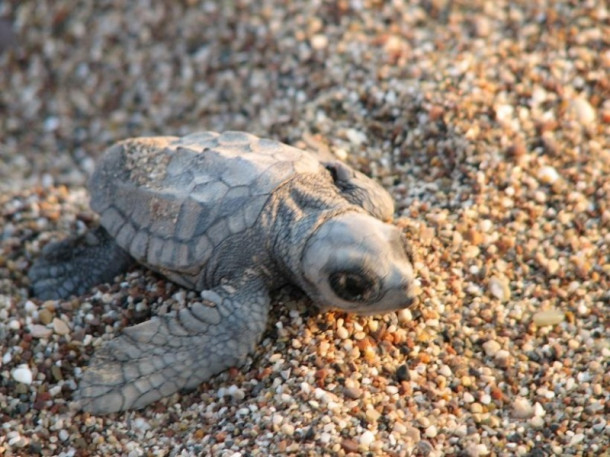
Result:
[425, 425, 438, 438]
[494, 350, 510, 365]
[8, 320, 20, 330]
[537, 166, 560, 184]
[49, 385, 62, 397]
[569, 97, 596, 125]
[488, 276, 510, 302]
[310, 34, 328, 50]
[272, 413, 283, 426]
[359, 430, 375, 449]
[533, 309, 564, 326]
[24, 300, 38, 314]
[345, 128, 367, 146]
[133, 417, 151, 432]
[336, 326, 349, 339]
[439, 365, 452, 377]
[227, 385, 245, 401]
[12, 364, 33, 385]
[568, 433, 585, 446]
[512, 396, 534, 418]
[530, 416, 545, 428]
[483, 340, 502, 357]
[478, 219, 493, 232]
[397, 308, 412, 324]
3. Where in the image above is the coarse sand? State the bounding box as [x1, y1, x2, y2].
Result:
[0, 1, 608, 456]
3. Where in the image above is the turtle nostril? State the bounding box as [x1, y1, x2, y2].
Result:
[404, 296, 414, 307]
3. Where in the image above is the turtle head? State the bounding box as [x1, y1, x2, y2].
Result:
[301, 212, 416, 315]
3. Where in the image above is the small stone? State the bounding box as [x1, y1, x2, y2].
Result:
[512, 397, 534, 418]
[280, 423, 294, 436]
[310, 34, 328, 50]
[345, 128, 367, 147]
[393, 422, 407, 434]
[488, 276, 510, 302]
[359, 430, 375, 449]
[494, 350, 511, 367]
[8, 320, 20, 330]
[405, 426, 420, 442]
[397, 308, 412, 324]
[227, 385, 245, 401]
[425, 425, 438, 438]
[533, 309, 565, 326]
[344, 386, 362, 399]
[341, 438, 359, 453]
[12, 364, 33, 385]
[38, 308, 53, 325]
[366, 408, 381, 422]
[52, 318, 70, 335]
[530, 416, 544, 428]
[537, 166, 560, 184]
[30, 324, 52, 339]
[396, 364, 409, 382]
[336, 326, 349, 339]
[483, 340, 502, 357]
[568, 433, 585, 446]
[569, 97, 596, 125]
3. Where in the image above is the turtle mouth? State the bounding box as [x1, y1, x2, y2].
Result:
[324, 293, 416, 317]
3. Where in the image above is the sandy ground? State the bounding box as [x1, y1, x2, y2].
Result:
[0, 1, 609, 456]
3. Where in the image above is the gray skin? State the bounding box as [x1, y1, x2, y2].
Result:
[29, 131, 415, 414]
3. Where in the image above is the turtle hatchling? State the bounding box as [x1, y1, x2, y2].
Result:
[29, 131, 416, 414]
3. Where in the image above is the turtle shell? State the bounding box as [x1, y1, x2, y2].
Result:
[89, 131, 323, 275]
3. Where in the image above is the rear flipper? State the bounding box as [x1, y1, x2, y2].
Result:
[76, 275, 270, 414]
[29, 226, 133, 300]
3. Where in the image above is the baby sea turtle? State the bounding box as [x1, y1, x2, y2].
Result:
[29, 131, 415, 414]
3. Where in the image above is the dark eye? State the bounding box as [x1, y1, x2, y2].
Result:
[329, 271, 374, 302]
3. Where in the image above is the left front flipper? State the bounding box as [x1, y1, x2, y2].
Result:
[76, 275, 270, 414]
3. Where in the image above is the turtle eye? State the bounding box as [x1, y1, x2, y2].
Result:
[329, 271, 374, 302]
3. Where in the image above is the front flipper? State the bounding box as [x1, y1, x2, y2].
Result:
[76, 275, 270, 414]
[28, 226, 134, 300]
[324, 161, 395, 221]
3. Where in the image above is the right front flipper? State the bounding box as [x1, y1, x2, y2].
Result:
[76, 275, 270, 414]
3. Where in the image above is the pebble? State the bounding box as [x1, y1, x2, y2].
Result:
[38, 308, 54, 325]
[425, 425, 438, 438]
[30, 324, 52, 339]
[397, 308, 412, 324]
[336, 326, 349, 339]
[533, 309, 565, 326]
[512, 397, 534, 418]
[359, 430, 375, 449]
[482, 340, 502, 357]
[310, 34, 328, 50]
[568, 97, 596, 125]
[12, 364, 33, 385]
[52, 317, 70, 335]
[537, 166, 560, 185]
[488, 276, 511, 302]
